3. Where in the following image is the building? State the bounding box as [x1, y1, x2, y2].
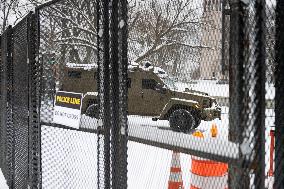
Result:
[199, 0, 229, 80]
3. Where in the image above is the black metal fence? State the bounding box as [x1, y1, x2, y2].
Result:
[0, 25, 14, 188]
[0, 14, 41, 188]
[0, 0, 283, 188]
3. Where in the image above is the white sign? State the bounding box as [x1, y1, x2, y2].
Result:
[53, 91, 83, 129]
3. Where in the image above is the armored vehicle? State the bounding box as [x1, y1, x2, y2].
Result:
[60, 63, 221, 132]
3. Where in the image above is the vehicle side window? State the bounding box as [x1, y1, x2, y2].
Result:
[68, 71, 81, 78]
[127, 78, 132, 88]
[142, 79, 157, 90]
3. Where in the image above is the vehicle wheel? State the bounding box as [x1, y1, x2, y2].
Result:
[169, 109, 195, 132]
[194, 116, 201, 129]
[86, 104, 99, 119]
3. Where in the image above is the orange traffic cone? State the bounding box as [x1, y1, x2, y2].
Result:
[211, 123, 218, 137]
[190, 157, 228, 189]
[168, 151, 184, 189]
[190, 129, 228, 189]
[268, 130, 275, 176]
[192, 130, 204, 138]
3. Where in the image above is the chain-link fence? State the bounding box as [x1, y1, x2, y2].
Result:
[0, 0, 284, 188]
[12, 14, 31, 189]
[0, 14, 41, 189]
[0, 25, 14, 188]
[37, 0, 99, 188]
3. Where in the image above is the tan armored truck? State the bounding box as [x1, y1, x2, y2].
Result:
[60, 63, 221, 132]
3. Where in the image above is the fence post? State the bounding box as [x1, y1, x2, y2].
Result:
[119, 0, 129, 187]
[110, 0, 128, 188]
[275, 1, 284, 188]
[228, 0, 247, 188]
[28, 12, 42, 188]
[97, 0, 111, 188]
[97, 0, 129, 187]
[229, 0, 266, 188]
[221, 0, 230, 76]
[110, 0, 120, 187]
[253, 0, 266, 187]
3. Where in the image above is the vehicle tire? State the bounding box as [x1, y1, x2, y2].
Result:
[86, 104, 99, 119]
[194, 116, 201, 129]
[169, 109, 195, 132]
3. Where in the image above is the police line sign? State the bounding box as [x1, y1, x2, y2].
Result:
[53, 91, 83, 129]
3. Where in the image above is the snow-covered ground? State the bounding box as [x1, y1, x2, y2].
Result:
[176, 80, 230, 97]
[0, 169, 8, 189]
[175, 80, 275, 100]
[1, 100, 275, 188]
[39, 107, 230, 188]
[38, 106, 274, 189]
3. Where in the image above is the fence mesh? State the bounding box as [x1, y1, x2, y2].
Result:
[0, 26, 14, 187]
[125, 0, 275, 188]
[0, 0, 283, 188]
[37, 0, 100, 188]
[265, 1, 276, 188]
[127, 0, 229, 188]
[274, 1, 284, 189]
[12, 15, 30, 189]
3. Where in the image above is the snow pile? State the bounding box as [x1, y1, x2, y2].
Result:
[128, 62, 139, 71]
[176, 80, 229, 97]
[128, 62, 168, 78]
[66, 63, 97, 70]
[176, 80, 275, 100]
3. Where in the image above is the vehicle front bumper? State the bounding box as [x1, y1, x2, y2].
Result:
[201, 106, 221, 121]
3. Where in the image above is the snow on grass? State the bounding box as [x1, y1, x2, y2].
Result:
[40, 108, 231, 188]
[41, 126, 97, 189]
[40, 128, 194, 189]
[176, 80, 275, 100]
[0, 106, 272, 188]
[0, 169, 8, 189]
[128, 142, 192, 189]
[176, 80, 229, 97]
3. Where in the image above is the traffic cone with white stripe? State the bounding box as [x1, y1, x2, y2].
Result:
[168, 151, 184, 189]
[268, 130, 275, 176]
[190, 131, 228, 189]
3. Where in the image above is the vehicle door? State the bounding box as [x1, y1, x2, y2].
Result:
[141, 76, 167, 116]
[127, 72, 144, 115]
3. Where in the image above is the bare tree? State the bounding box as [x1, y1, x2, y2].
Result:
[0, 0, 19, 32]
[128, 0, 209, 78]
[0, 0, 49, 33]
[266, 5, 275, 84]
[38, 0, 97, 67]
[1, 0, 213, 81]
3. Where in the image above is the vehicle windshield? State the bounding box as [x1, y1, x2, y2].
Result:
[161, 77, 177, 90]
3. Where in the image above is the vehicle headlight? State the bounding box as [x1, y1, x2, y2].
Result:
[194, 104, 200, 109]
